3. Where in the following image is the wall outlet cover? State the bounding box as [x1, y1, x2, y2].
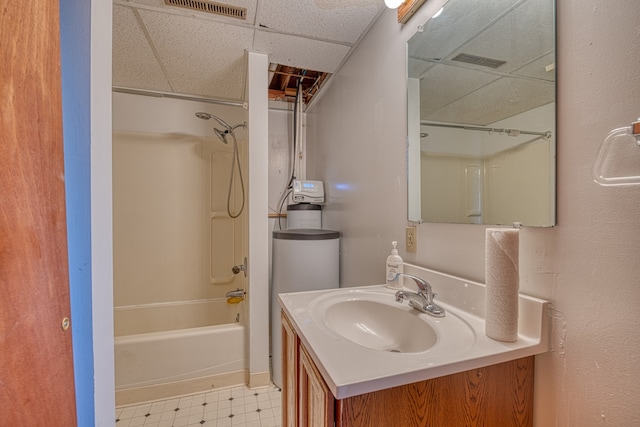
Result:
[406, 226, 417, 253]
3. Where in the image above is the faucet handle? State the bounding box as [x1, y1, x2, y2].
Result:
[396, 273, 431, 293]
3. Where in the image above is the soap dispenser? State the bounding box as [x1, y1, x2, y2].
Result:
[385, 241, 403, 289]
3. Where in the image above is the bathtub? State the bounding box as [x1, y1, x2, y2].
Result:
[114, 298, 246, 405]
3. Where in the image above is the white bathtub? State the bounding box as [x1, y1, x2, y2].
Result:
[114, 298, 246, 405]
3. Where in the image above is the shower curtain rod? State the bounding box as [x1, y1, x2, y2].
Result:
[421, 121, 552, 139]
[113, 86, 245, 108]
[113, 86, 296, 111]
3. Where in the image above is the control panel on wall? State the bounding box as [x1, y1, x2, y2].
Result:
[292, 180, 324, 203]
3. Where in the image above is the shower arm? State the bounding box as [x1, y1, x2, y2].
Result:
[195, 112, 245, 133]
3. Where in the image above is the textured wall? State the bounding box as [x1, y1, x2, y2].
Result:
[548, 1, 640, 424]
[307, 1, 640, 425]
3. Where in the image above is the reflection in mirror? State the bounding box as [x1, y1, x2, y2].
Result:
[407, 0, 556, 226]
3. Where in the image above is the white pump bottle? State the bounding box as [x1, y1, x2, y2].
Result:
[385, 241, 403, 289]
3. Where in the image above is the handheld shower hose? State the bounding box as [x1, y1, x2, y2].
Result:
[195, 112, 246, 218]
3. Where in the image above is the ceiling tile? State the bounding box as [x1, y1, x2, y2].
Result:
[471, 77, 555, 124]
[419, 64, 500, 118]
[407, 0, 521, 63]
[138, 8, 255, 100]
[254, 30, 350, 73]
[113, 5, 173, 91]
[459, 0, 554, 72]
[256, 0, 382, 44]
[407, 57, 435, 80]
[128, 0, 260, 24]
[513, 52, 555, 82]
[426, 76, 555, 125]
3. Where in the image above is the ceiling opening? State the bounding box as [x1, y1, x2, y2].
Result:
[268, 64, 330, 105]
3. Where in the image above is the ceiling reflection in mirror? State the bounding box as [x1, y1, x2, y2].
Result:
[407, 0, 556, 226]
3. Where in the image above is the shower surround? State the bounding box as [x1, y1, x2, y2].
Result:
[113, 129, 247, 404]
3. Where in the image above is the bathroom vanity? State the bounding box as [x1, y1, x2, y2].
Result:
[278, 265, 548, 427]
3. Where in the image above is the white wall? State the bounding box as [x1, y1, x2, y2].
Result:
[306, 1, 640, 426]
[268, 108, 294, 281]
[112, 93, 246, 136]
[268, 109, 296, 220]
[246, 51, 271, 386]
[306, 0, 449, 287]
[91, 0, 115, 424]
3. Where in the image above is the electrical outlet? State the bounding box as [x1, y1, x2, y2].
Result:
[406, 226, 417, 253]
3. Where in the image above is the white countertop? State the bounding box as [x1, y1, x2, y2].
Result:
[278, 264, 549, 400]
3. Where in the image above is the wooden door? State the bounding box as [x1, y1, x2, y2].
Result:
[0, 0, 77, 425]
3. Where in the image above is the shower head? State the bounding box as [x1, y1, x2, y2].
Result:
[195, 111, 232, 130]
[196, 112, 247, 144]
[196, 111, 234, 143]
[214, 127, 229, 144]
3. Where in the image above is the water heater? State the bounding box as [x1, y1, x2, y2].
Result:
[270, 229, 340, 387]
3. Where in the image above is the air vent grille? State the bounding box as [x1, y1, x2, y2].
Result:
[452, 53, 506, 69]
[165, 0, 247, 20]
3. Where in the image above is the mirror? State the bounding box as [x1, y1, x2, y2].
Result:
[407, 0, 556, 226]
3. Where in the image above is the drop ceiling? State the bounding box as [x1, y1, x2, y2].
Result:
[407, 0, 555, 126]
[113, 0, 386, 105]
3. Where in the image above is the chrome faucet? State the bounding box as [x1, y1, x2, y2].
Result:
[393, 273, 445, 317]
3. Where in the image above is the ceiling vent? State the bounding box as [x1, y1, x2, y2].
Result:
[451, 53, 506, 69]
[165, 0, 247, 20]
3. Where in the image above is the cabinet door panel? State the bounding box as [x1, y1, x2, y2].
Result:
[281, 312, 298, 427]
[299, 345, 334, 427]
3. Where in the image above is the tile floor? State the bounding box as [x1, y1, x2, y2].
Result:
[115, 384, 282, 427]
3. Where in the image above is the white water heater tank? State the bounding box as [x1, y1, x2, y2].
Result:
[270, 229, 340, 388]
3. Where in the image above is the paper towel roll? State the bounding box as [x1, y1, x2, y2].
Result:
[485, 228, 519, 342]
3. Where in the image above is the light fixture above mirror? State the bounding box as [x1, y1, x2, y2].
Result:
[388, 0, 430, 24]
[385, 0, 405, 9]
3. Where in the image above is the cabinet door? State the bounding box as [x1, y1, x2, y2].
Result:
[299, 345, 334, 427]
[281, 312, 298, 427]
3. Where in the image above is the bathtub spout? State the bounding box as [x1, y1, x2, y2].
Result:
[225, 289, 245, 298]
[226, 289, 245, 305]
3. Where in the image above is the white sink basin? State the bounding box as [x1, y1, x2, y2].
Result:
[323, 299, 438, 353]
[308, 289, 476, 355]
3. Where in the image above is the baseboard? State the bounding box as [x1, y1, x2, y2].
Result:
[116, 370, 248, 406]
[248, 371, 271, 389]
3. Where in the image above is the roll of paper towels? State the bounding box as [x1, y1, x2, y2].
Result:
[485, 228, 519, 342]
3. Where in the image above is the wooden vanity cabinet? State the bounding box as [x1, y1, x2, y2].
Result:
[281, 311, 535, 427]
